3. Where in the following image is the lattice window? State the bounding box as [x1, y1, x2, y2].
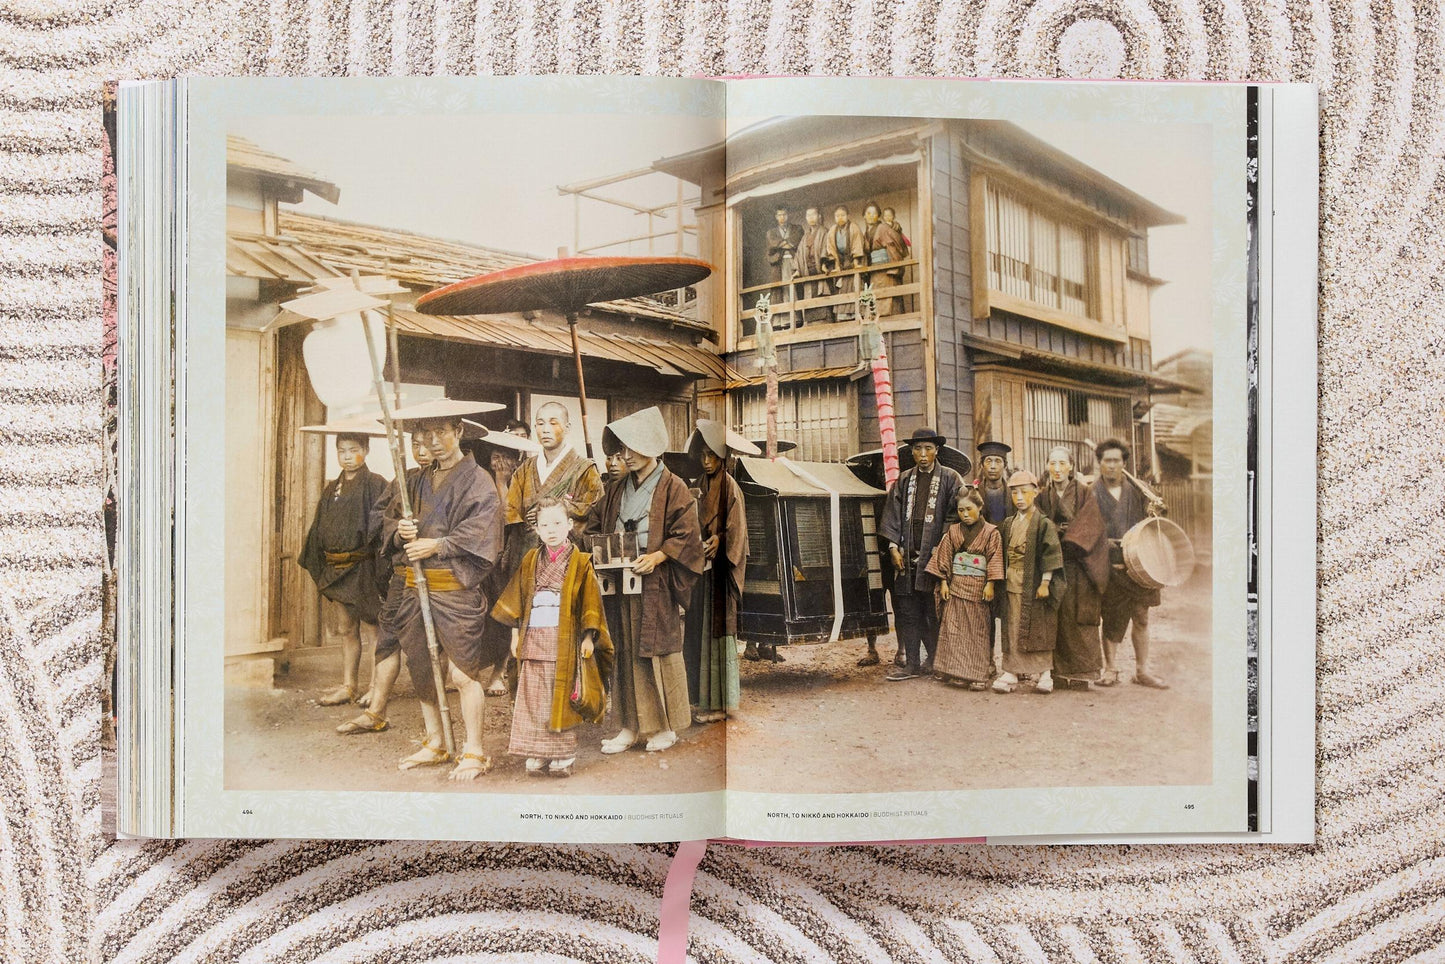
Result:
[984, 180, 1094, 319]
[1023, 383, 1131, 474]
[733, 381, 856, 463]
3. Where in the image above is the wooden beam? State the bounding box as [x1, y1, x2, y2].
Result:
[918, 140, 938, 431]
[987, 289, 1130, 345]
[970, 171, 990, 321]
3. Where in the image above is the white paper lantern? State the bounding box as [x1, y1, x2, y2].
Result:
[301, 310, 387, 410]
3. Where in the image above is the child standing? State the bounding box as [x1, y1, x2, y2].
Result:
[492, 498, 615, 777]
[926, 488, 1004, 690]
[994, 471, 1065, 694]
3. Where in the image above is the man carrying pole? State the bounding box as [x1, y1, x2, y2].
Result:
[386, 399, 510, 780]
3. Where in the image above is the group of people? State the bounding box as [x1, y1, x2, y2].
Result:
[299, 400, 748, 782]
[764, 201, 912, 322]
[297, 397, 1173, 783]
[869, 427, 1173, 695]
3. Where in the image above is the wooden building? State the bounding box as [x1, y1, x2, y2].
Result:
[224, 137, 725, 680]
[653, 118, 1190, 478]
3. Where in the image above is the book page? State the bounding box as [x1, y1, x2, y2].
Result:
[180, 76, 730, 842]
[716, 78, 1268, 842]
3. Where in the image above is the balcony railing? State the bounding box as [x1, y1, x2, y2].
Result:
[739, 259, 922, 336]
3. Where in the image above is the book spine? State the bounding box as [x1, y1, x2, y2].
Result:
[115, 78, 183, 840]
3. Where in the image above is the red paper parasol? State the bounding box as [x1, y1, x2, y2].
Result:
[416, 256, 712, 317]
[415, 256, 713, 460]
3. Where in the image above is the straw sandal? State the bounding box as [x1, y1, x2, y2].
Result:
[398, 740, 450, 771]
[449, 752, 493, 781]
[336, 709, 389, 735]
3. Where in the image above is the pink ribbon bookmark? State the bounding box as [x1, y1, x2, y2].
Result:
[657, 839, 709, 964]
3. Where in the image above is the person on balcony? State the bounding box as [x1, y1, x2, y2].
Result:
[863, 201, 908, 316]
[765, 206, 803, 284]
[799, 205, 833, 324]
[765, 207, 803, 325]
[822, 205, 867, 322]
[882, 207, 911, 256]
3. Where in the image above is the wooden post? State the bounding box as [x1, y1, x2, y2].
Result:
[362, 278, 454, 756]
[860, 292, 899, 487]
[566, 311, 596, 462]
[755, 293, 779, 460]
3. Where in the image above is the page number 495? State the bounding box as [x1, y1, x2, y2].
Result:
[1184, 804, 1195, 810]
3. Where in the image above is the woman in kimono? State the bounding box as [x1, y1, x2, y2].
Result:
[682, 420, 755, 724]
[863, 201, 908, 316]
[926, 487, 1004, 690]
[587, 407, 705, 754]
[492, 498, 614, 777]
[994, 471, 1065, 694]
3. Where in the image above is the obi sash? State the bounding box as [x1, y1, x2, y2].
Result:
[403, 566, 465, 592]
[323, 549, 367, 570]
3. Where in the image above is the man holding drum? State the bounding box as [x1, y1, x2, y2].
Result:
[1091, 438, 1170, 690]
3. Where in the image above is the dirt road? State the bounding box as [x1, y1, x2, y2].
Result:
[225, 661, 725, 795]
[226, 573, 1216, 799]
[727, 574, 1216, 794]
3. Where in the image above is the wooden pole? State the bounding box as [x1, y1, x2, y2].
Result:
[567, 310, 595, 462]
[756, 295, 778, 460]
[359, 277, 455, 756]
[861, 293, 899, 487]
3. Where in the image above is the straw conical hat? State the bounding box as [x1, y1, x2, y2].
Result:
[299, 413, 387, 437]
[462, 420, 542, 457]
[602, 406, 670, 459]
[688, 419, 763, 461]
[389, 398, 506, 427]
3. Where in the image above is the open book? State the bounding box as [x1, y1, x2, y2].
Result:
[114, 76, 1317, 844]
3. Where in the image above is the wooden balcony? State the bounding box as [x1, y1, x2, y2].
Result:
[736, 259, 924, 349]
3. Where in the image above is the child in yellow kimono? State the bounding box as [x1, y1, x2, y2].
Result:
[492, 498, 614, 777]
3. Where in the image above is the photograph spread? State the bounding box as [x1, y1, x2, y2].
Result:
[114, 76, 1316, 843]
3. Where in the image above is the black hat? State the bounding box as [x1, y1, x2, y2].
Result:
[977, 440, 1012, 458]
[903, 427, 947, 447]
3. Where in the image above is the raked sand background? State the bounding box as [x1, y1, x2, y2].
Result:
[1, 2, 1442, 961]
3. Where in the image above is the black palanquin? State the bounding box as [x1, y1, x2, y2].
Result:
[734, 457, 890, 647]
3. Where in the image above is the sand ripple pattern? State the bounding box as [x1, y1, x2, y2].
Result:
[0, 0, 1438, 959]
